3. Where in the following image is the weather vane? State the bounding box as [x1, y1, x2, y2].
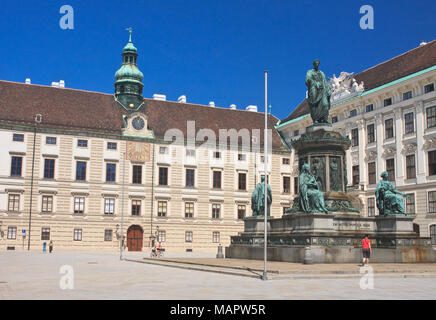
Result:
[126, 27, 132, 42]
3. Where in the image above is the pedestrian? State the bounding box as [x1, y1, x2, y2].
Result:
[361, 234, 371, 266]
[43, 241, 47, 253]
[49, 240, 53, 253]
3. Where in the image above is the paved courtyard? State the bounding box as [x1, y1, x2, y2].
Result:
[1, 250, 436, 299]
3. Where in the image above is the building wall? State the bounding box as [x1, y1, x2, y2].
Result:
[0, 129, 292, 252]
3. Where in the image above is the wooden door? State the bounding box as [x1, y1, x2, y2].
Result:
[127, 225, 143, 251]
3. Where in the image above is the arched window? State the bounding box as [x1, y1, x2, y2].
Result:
[430, 225, 436, 245]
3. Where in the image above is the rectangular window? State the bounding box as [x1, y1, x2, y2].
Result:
[368, 162, 376, 185]
[10, 156, 23, 177]
[158, 230, 166, 242]
[7, 227, 17, 239]
[41, 228, 50, 240]
[77, 139, 88, 147]
[76, 161, 87, 181]
[74, 197, 85, 214]
[282, 158, 290, 165]
[74, 229, 82, 241]
[351, 128, 359, 146]
[237, 205, 246, 220]
[212, 204, 221, 219]
[104, 229, 113, 241]
[238, 173, 247, 191]
[405, 194, 415, 215]
[293, 130, 299, 136]
[106, 163, 116, 182]
[213, 171, 222, 189]
[294, 177, 299, 194]
[283, 176, 290, 194]
[367, 124, 375, 143]
[213, 151, 221, 159]
[132, 165, 142, 184]
[159, 167, 168, 186]
[46, 136, 57, 145]
[13, 133, 24, 142]
[424, 83, 435, 94]
[384, 98, 392, 107]
[430, 225, 436, 246]
[386, 158, 395, 181]
[158, 201, 167, 217]
[186, 149, 195, 157]
[365, 104, 374, 113]
[185, 202, 194, 218]
[349, 109, 357, 118]
[8, 194, 20, 212]
[107, 142, 117, 150]
[104, 198, 115, 215]
[331, 116, 338, 123]
[428, 151, 436, 176]
[403, 91, 412, 100]
[367, 198, 375, 217]
[44, 159, 55, 179]
[352, 165, 360, 186]
[185, 231, 193, 243]
[238, 154, 246, 161]
[406, 155, 416, 179]
[404, 112, 414, 134]
[159, 146, 168, 154]
[213, 231, 220, 243]
[186, 169, 195, 187]
[427, 106, 436, 128]
[41, 195, 53, 213]
[428, 191, 436, 213]
[385, 119, 394, 139]
[131, 200, 141, 216]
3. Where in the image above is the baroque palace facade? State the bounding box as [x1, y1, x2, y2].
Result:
[0, 34, 292, 252]
[276, 39, 436, 243]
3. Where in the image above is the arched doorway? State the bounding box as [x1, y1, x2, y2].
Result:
[127, 225, 143, 251]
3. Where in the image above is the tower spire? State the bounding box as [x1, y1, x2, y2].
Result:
[114, 28, 144, 109]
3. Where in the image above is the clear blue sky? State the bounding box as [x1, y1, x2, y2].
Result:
[1, 0, 435, 121]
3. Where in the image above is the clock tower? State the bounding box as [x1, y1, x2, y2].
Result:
[114, 28, 144, 110]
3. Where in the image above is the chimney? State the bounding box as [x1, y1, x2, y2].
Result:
[51, 82, 59, 88]
[178, 95, 187, 103]
[25, 78, 31, 84]
[230, 104, 236, 110]
[209, 101, 215, 107]
[59, 80, 65, 88]
[152, 94, 166, 101]
[245, 105, 258, 112]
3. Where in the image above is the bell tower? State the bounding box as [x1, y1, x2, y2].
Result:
[114, 27, 144, 109]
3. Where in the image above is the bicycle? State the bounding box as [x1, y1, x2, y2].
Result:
[150, 248, 164, 258]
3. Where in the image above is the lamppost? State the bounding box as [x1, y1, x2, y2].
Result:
[262, 71, 268, 281]
[28, 114, 41, 250]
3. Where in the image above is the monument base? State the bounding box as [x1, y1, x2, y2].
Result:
[226, 213, 436, 263]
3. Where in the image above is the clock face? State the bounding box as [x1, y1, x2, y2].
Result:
[132, 116, 145, 130]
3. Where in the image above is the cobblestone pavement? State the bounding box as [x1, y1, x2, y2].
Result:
[1, 251, 436, 300]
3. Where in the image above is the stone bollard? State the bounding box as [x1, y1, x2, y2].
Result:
[303, 246, 313, 265]
[216, 244, 224, 259]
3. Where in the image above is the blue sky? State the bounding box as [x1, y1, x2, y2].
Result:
[1, 0, 435, 121]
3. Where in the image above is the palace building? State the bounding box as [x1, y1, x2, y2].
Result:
[276, 39, 436, 244]
[2, 34, 436, 252]
[0, 33, 291, 252]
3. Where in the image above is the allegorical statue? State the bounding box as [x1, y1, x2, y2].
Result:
[299, 163, 329, 213]
[251, 176, 272, 216]
[305, 59, 332, 124]
[375, 171, 410, 215]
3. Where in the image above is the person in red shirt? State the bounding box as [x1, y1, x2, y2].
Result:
[361, 235, 372, 266]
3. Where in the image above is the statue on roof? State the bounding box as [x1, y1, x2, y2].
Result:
[305, 59, 332, 124]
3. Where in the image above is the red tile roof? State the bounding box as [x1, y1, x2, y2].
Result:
[0, 80, 284, 150]
[280, 39, 436, 124]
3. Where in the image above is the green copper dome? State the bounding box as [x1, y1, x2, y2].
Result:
[114, 27, 144, 110]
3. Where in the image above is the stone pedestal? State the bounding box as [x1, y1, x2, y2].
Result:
[242, 216, 275, 235]
[375, 215, 415, 236]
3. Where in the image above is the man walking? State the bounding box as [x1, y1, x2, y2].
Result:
[49, 240, 54, 253]
[361, 234, 372, 266]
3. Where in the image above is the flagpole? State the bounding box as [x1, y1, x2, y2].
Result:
[262, 70, 268, 281]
